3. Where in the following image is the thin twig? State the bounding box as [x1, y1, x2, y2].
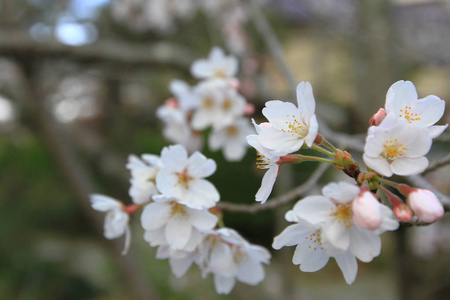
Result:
[422, 153, 450, 176]
[217, 162, 330, 213]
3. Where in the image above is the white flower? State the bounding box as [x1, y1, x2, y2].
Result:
[156, 145, 220, 209]
[212, 87, 247, 129]
[190, 81, 224, 130]
[126, 154, 162, 204]
[247, 121, 289, 203]
[385, 80, 448, 138]
[141, 195, 217, 251]
[272, 219, 358, 285]
[199, 228, 271, 294]
[363, 113, 432, 177]
[209, 117, 253, 161]
[155, 245, 200, 278]
[256, 81, 319, 153]
[190, 46, 238, 80]
[90, 194, 131, 255]
[168, 79, 197, 110]
[288, 182, 399, 260]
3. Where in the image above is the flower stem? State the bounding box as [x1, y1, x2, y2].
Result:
[311, 144, 335, 157]
[300, 155, 336, 164]
[321, 137, 338, 153]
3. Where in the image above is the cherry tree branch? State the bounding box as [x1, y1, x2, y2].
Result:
[0, 29, 194, 70]
[216, 162, 330, 213]
[423, 153, 450, 176]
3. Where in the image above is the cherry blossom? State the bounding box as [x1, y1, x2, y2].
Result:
[141, 195, 217, 251]
[287, 182, 399, 260]
[90, 194, 131, 255]
[272, 219, 358, 285]
[256, 81, 319, 153]
[384, 80, 448, 138]
[156, 145, 220, 209]
[363, 113, 432, 177]
[126, 154, 162, 204]
[190, 46, 238, 80]
[208, 117, 253, 161]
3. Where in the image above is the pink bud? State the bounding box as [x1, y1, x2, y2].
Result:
[229, 78, 240, 90]
[369, 108, 386, 126]
[165, 98, 179, 108]
[407, 189, 444, 223]
[352, 191, 382, 230]
[392, 203, 413, 222]
[244, 103, 255, 116]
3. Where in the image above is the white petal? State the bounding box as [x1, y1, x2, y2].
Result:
[272, 223, 315, 249]
[322, 218, 350, 255]
[104, 209, 128, 239]
[140, 202, 171, 230]
[398, 126, 432, 157]
[262, 100, 299, 130]
[189, 209, 218, 230]
[304, 114, 319, 147]
[90, 194, 121, 211]
[191, 60, 212, 78]
[121, 226, 131, 255]
[169, 256, 195, 278]
[209, 243, 237, 276]
[335, 252, 358, 285]
[187, 152, 217, 178]
[348, 227, 381, 262]
[322, 182, 360, 204]
[391, 156, 428, 176]
[214, 274, 235, 295]
[237, 258, 265, 285]
[363, 154, 393, 177]
[208, 129, 226, 150]
[291, 196, 334, 224]
[414, 95, 445, 126]
[160, 145, 188, 171]
[296, 81, 316, 121]
[427, 124, 448, 138]
[165, 218, 192, 250]
[385, 80, 418, 113]
[258, 126, 304, 153]
[143, 228, 166, 246]
[255, 166, 279, 204]
[374, 204, 400, 234]
[293, 240, 329, 272]
[181, 179, 220, 209]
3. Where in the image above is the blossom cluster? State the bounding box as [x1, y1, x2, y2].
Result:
[157, 47, 254, 161]
[247, 80, 447, 284]
[91, 144, 270, 294]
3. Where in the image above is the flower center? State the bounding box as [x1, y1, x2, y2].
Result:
[202, 97, 214, 109]
[222, 99, 232, 110]
[176, 169, 192, 188]
[213, 69, 226, 78]
[304, 229, 324, 251]
[382, 139, 408, 161]
[226, 125, 238, 136]
[399, 106, 421, 124]
[170, 202, 187, 217]
[331, 204, 353, 228]
[282, 114, 309, 138]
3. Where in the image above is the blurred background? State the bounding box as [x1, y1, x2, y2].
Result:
[0, 0, 449, 299]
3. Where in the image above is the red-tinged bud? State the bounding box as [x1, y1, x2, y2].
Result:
[165, 98, 179, 108]
[244, 103, 255, 116]
[352, 190, 382, 230]
[123, 203, 141, 215]
[209, 207, 223, 219]
[407, 189, 444, 223]
[313, 133, 324, 144]
[333, 150, 360, 178]
[393, 204, 413, 222]
[369, 108, 386, 126]
[277, 154, 304, 165]
[229, 78, 240, 90]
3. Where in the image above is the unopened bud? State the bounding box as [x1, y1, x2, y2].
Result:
[407, 189, 444, 223]
[229, 78, 240, 90]
[392, 203, 413, 222]
[244, 103, 255, 116]
[352, 190, 382, 230]
[369, 108, 386, 126]
[164, 98, 179, 108]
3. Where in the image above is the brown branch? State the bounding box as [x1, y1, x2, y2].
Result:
[0, 29, 194, 70]
[216, 162, 330, 213]
[422, 153, 450, 176]
[16, 59, 160, 300]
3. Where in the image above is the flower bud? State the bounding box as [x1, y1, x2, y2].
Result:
[393, 204, 413, 222]
[244, 103, 255, 116]
[369, 108, 386, 126]
[407, 189, 444, 223]
[352, 190, 382, 230]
